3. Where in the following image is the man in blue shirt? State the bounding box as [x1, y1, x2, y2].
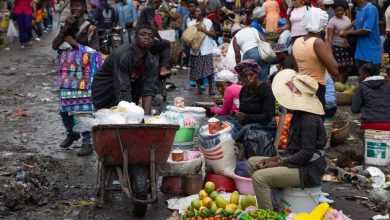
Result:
[115, 0, 138, 43]
[341, 0, 381, 71]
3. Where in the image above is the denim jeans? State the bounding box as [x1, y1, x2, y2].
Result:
[60, 111, 92, 145]
[243, 47, 270, 81]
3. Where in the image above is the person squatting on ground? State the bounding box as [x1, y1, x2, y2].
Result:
[91, 25, 158, 115]
[52, 0, 99, 156]
[198, 70, 242, 117]
[248, 69, 327, 210]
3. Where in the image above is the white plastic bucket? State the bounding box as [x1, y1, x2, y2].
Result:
[364, 129, 390, 166]
[280, 186, 321, 213]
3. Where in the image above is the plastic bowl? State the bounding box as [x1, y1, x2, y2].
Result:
[233, 174, 255, 195]
[174, 127, 196, 143]
[205, 173, 237, 193]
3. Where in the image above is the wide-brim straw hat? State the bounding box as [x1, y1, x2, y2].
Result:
[271, 69, 324, 115]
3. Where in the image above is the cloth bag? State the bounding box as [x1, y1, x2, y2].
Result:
[181, 26, 206, 52]
[250, 27, 276, 63]
[57, 45, 105, 112]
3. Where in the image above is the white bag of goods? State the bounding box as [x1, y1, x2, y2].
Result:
[165, 105, 206, 126]
[159, 154, 206, 177]
[116, 101, 144, 123]
[198, 123, 237, 178]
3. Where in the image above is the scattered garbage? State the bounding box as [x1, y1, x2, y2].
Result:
[11, 108, 27, 117]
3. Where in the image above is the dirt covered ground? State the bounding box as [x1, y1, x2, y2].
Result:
[0, 23, 385, 220]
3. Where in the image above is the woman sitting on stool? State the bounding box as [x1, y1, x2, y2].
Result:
[248, 69, 327, 210]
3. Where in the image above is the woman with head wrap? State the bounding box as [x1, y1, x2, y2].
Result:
[325, 0, 353, 83]
[187, 5, 217, 95]
[232, 7, 271, 81]
[292, 7, 338, 112]
[200, 70, 242, 116]
[231, 60, 276, 157]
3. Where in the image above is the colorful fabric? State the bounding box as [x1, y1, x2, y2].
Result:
[332, 46, 353, 68]
[57, 50, 104, 90]
[60, 98, 94, 106]
[189, 54, 214, 80]
[59, 104, 95, 112]
[234, 59, 261, 75]
[60, 89, 92, 99]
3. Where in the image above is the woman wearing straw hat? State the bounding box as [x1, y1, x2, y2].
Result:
[247, 69, 327, 211]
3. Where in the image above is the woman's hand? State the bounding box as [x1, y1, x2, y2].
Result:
[235, 112, 245, 122]
[214, 99, 223, 105]
[197, 25, 205, 33]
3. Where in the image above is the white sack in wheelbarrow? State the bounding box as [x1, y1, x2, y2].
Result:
[198, 124, 237, 178]
[159, 155, 206, 177]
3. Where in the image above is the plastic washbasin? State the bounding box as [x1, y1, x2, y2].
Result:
[233, 174, 255, 195]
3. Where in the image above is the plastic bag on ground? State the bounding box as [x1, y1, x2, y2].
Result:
[198, 123, 237, 178]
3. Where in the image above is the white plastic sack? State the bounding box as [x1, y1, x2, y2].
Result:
[222, 42, 240, 71]
[159, 155, 206, 177]
[7, 21, 18, 40]
[165, 105, 206, 126]
[116, 101, 144, 123]
[158, 30, 176, 42]
[198, 124, 237, 178]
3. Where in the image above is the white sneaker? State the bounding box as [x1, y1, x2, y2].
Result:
[319, 195, 334, 204]
[35, 37, 41, 41]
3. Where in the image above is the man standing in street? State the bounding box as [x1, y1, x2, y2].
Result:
[340, 0, 381, 70]
[137, 0, 171, 76]
[91, 26, 159, 115]
[52, 0, 99, 156]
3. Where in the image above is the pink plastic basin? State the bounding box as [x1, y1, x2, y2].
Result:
[233, 174, 255, 195]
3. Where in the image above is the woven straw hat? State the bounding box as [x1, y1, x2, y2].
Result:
[271, 69, 324, 115]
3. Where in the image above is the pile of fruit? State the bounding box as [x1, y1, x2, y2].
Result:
[334, 82, 357, 94]
[239, 208, 285, 220]
[274, 114, 293, 150]
[182, 181, 257, 220]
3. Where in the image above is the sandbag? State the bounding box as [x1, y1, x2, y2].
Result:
[198, 124, 237, 178]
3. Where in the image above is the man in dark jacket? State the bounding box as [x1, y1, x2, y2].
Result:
[352, 63, 390, 130]
[92, 25, 158, 115]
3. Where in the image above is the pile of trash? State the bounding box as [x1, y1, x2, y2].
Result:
[1, 156, 63, 211]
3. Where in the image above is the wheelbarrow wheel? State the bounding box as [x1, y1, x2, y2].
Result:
[131, 165, 149, 217]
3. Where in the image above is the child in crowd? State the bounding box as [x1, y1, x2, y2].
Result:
[352, 63, 390, 131]
[32, 1, 43, 41]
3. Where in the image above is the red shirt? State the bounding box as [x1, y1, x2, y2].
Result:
[131, 61, 145, 81]
[13, 0, 34, 15]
